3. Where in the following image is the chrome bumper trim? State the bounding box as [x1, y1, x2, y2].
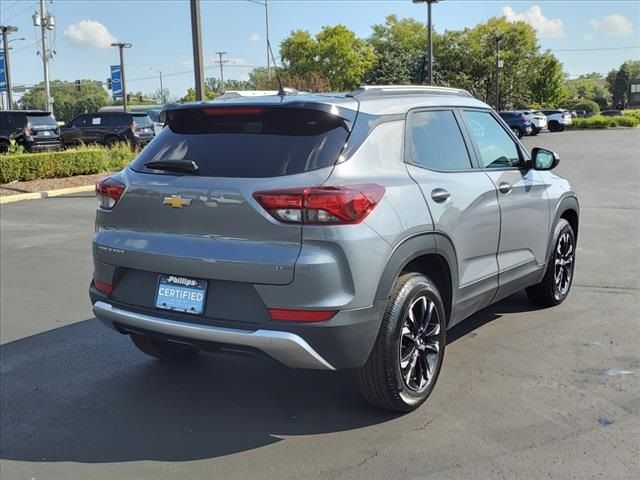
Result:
[93, 301, 335, 371]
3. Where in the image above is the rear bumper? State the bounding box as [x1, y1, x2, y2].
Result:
[92, 298, 385, 370]
[25, 139, 62, 151]
[94, 301, 336, 370]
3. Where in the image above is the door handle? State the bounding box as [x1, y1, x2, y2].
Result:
[498, 182, 512, 194]
[431, 188, 451, 203]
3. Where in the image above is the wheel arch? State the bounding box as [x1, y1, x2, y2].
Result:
[375, 233, 458, 325]
[547, 196, 580, 262]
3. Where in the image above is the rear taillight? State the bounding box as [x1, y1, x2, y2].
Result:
[23, 122, 33, 137]
[253, 184, 385, 225]
[94, 279, 113, 295]
[96, 177, 125, 210]
[268, 308, 337, 322]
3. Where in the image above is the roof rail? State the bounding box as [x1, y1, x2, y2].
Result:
[347, 85, 473, 99]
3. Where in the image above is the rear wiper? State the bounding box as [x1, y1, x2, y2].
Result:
[145, 159, 199, 174]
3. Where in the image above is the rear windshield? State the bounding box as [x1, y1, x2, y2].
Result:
[26, 114, 57, 126]
[132, 114, 153, 127]
[130, 107, 350, 178]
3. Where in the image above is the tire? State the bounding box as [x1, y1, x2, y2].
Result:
[357, 273, 447, 412]
[548, 121, 559, 132]
[511, 127, 523, 138]
[130, 333, 200, 362]
[0, 140, 8, 154]
[104, 136, 119, 148]
[526, 219, 576, 307]
[530, 128, 539, 136]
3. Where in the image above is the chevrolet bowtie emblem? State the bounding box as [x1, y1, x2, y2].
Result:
[163, 195, 192, 208]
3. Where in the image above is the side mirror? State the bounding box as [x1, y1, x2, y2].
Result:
[531, 147, 560, 171]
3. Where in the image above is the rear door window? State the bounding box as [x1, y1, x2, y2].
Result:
[131, 107, 351, 178]
[406, 110, 473, 171]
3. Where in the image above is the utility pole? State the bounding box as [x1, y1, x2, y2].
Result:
[495, 35, 503, 111]
[111, 42, 132, 111]
[1, 25, 18, 109]
[35, 0, 55, 112]
[215, 51, 228, 91]
[150, 68, 164, 104]
[413, 0, 440, 86]
[190, 0, 205, 100]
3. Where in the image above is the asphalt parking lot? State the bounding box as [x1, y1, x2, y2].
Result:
[1, 129, 639, 480]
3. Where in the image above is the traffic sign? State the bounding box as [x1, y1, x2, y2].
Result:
[0, 52, 7, 93]
[110, 65, 122, 99]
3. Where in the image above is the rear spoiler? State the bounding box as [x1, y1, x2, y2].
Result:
[161, 101, 359, 132]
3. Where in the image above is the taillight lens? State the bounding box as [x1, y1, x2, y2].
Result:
[23, 122, 33, 137]
[253, 184, 385, 225]
[94, 279, 113, 295]
[268, 308, 337, 322]
[96, 177, 125, 210]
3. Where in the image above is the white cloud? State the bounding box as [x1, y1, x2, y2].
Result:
[502, 5, 566, 38]
[582, 33, 596, 41]
[250, 33, 260, 43]
[64, 20, 117, 49]
[590, 14, 634, 37]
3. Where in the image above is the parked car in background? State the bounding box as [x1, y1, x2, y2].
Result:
[0, 110, 62, 153]
[60, 112, 155, 148]
[516, 110, 548, 135]
[574, 110, 587, 118]
[498, 111, 533, 138]
[91, 85, 579, 412]
[600, 110, 625, 117]
[144, 108, 165, 135]
[539, 109, 573, 132]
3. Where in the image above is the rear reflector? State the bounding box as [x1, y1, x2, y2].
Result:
[94, 280, 113, 295]
[96, 177, 125, 210]
[254, 184, 385, 225]
[268, 309, 337, 322]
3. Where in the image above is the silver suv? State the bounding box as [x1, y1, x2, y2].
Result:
[90, 86, 579, 412]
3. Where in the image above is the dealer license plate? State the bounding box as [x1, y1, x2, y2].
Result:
[155, 275, 207, 315]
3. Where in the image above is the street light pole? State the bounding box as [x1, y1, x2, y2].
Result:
[413, 0, 440, 86]
[248, 0, 271, 80]
[495, 35, 503, 111]
[190, 0, 205, 101]
[111, 42, 132, 112]
[0, 25, 18, 109]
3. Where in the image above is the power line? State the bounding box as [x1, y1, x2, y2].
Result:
[0, 0, 23, 15]
[2, 1, 36, 23]
[550, 46, 640, 53]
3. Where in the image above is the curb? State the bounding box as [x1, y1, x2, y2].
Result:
[0, 185, 95, 205]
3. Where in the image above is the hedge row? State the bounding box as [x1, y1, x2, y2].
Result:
[571, 115, 640, 130]
[0, 145, 136, 183]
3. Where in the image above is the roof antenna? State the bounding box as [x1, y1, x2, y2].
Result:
[267, 39, 286, 96]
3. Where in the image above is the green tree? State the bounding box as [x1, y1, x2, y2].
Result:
[280, 25, 375, 90]
[613, 64, 629, 108]
[435, 17, 538, 108]
[366, 15, 427, 84]
[20, 80, 109, 122]
[529, 53, 566, 107]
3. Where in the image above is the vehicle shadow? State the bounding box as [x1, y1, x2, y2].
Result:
[0, 292, 540, 464]
[448, 291, 543, 344]
[0, 318, 397, 463]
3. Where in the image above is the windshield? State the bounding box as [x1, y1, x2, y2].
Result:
[131, 107, 350, 178]
[26, 114, 57, 127]
[132, 115, 153, 127]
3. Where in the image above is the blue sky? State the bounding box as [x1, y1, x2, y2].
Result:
[2, 0, 639, 100]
